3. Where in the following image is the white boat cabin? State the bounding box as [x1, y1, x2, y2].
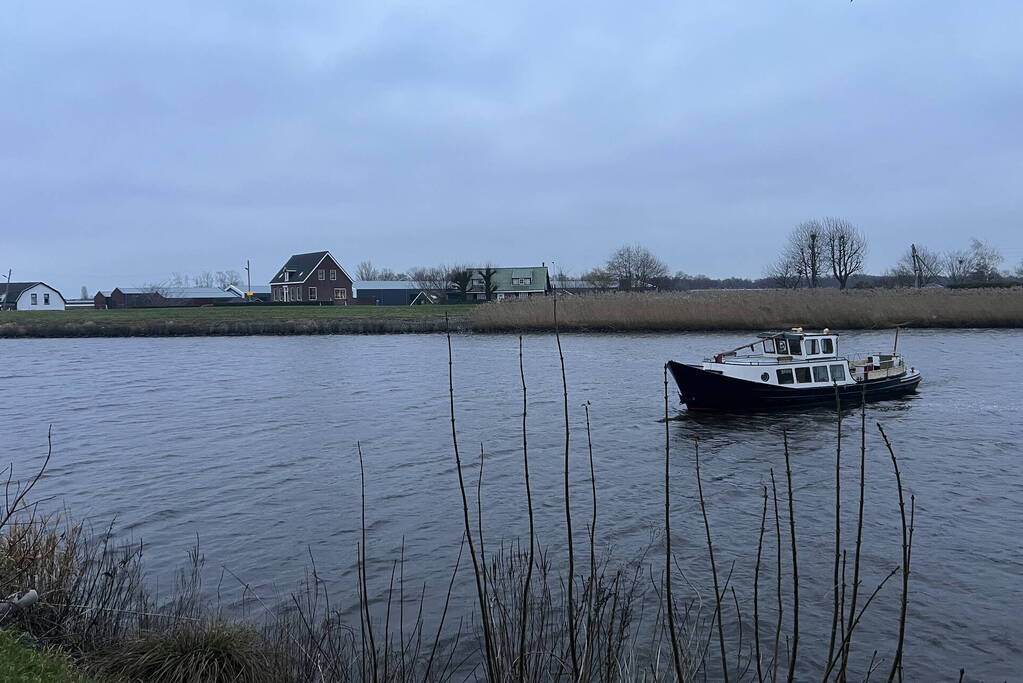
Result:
[703, 329, 908, 388]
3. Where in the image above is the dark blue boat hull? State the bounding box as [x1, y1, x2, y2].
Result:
[667, 361, 921, 412]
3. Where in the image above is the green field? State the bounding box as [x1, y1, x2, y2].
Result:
[0, 304, 474, 337]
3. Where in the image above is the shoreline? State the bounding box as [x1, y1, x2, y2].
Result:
[2, 288, 1022, 338]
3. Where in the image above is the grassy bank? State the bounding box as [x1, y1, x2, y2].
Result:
[0, 630, 100, 682]
[472, 287, 1023, 331]
[0, 304, 473, 338]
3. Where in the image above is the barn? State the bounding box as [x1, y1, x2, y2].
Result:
[0, 282, 66, 310]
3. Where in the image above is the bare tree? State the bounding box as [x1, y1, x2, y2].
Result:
[822, 217, 867, 289]
[1015, 260, 1023, 279]
[194, 271, 215, 288]
[215, 270, 242, 289]
[356, 260, 377, 280]
[169, 272, 190, 288]
[409, 266, 451, 303]
[968, 238, 1002, 281]
[943, 249, 975, 285]
[781, 220, 826, 288]
[356, 260, 406, 280]
[605, 244, 668, 290]
[765, 253, 804, 289]
[581, 267, 617, 289]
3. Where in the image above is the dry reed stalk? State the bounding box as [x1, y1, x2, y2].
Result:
[820, 567, 900, 681]
[840, 382, 870, 679]
[445, 314, 496, 681]
[783, 431, 799, 683]
[553, 292, 580, 680]
[356, 442, 378, 682]
[827, 388, 843, 669]
[876, 423, 913, 683]
[754, 485, 768, 683]
[663, 365, 686, 682]
[1, 425, 53, 529]
[770, 469, 784, 683]
[517, 335, 535, 683]
[584, 399, 598, 676]
[694, 438, 729, 682]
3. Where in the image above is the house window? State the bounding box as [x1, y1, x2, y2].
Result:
[330, 270, 337, 280]
[43, 293, 50, 305]
[795, 367, 812, 383]
[334, 288, 346, 299]
[777, 369, 794, 385]
[291, 286, 301, 300]
[318, 269, 325, 280]
[273, 288, 281, 301]
[308, 287, 317, 299]
[813, 366, 830, 382]
[283, 271, 290, 282]
[830, 364, 847, 382]
[31, 293, 38, 305]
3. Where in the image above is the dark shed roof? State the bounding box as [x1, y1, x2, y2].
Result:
[271, 251, 330, 284]
[1, 282, 38, 304]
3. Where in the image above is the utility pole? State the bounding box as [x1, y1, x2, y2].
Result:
[244, 260, 251, 299]
[2, 269, 10, 310]
[911, 244, 921, 288]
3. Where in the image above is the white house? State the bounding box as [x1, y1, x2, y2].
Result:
[0, 282, 67, 310]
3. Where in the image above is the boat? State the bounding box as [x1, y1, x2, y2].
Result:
[667, 328, 921, 412]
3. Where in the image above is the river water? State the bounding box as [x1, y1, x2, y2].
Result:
[2, 330, 1021, 679]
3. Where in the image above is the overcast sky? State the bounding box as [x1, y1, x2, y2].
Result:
[3, 1, 1021, 294]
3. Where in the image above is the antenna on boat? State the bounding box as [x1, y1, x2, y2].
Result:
[892, 322, 910, 354]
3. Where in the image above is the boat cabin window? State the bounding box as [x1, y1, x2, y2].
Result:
[788, 339, 802, 355]
[777, 369, 794, 384]
[829, 364, 847, 382]
[763, 339, 776, 353]
[822, 338, 834, 354]
[776, 339, 788, 354]
[809, 339, 819, 354]
[813, 366, 829, 382]
[795, 367, 812, 383]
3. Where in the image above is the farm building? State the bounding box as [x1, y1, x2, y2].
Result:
[93, 291, 113, 309]
[352, 281, 432, 306]
[0, 282, 66, 310]
[460, 266, 551, 301]
[225, 285, 273, 302]
[270, 251, 354, 303]
[106, 287, 242, 308]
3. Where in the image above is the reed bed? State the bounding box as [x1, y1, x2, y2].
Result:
[471, 288, 1023, 331]
[0, 333, 947, 681]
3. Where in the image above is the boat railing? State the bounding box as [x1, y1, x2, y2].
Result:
[708, 355, 845, 366]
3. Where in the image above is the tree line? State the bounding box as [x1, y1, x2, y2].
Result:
[130, 224, 1020, 302]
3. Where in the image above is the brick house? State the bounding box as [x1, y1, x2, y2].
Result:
[270, 251, 354, 303]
